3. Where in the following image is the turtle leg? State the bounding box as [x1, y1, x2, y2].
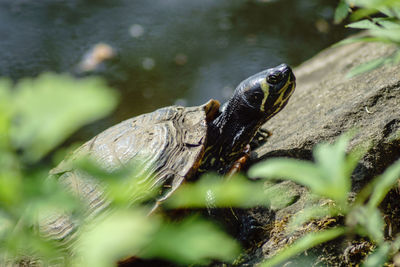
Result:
[206, 145, 250, 215]
[226, 144, 251, 177]
[250, 128, 272, 148]
[225, 144, 269, 247]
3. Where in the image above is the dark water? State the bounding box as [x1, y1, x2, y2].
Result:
[0, 0, 348, 139]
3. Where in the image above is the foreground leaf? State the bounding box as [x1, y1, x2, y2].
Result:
[346, 19, 382, 30]
[334, 0, 350, 24]
[362, 243, 390, 267]
[166, 174, 273, 208]
[350, 8, 379, 21]
[312, 134, 352, 205]
[333, 36, 391, 47]
[249, 158, 348, 205]
[11, 73, 118, 162]
[140, 216, 240, 264]
[249, 159, 328, 195]
[371, 27, 400, 42]
[347, 206, 384, 244]
[367, 159, 400, 209]
[67, 157, 159, 207]
[346, 57, 389, 78]
[73, 210, 158, 267]
[250, 134, 355, 206]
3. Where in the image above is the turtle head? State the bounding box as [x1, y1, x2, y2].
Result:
[233, 63, 296, 122]
[204, 64, 295, 173]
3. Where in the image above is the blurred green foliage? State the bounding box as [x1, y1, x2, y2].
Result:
[10, 73, 119, 162]
[140, 216, 239, 265]
[1, 72, 399, 266]
[249, 134, 400, 266]
[250, 134, 359, 208]
[0, 73, 242, 266]
[335, 0, 400, 77]
[167, 174, 274, 209]
[0, 73, 119, 264]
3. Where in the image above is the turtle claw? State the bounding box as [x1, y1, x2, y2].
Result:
[250, 128, 272, 148]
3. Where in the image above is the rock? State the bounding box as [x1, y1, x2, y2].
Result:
[244, 41, 400, 266]
[253, 40, 400, 185]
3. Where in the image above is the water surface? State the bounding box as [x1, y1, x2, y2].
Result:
[0, 0, 348, 139]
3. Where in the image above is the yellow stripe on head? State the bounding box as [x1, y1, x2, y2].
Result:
[264, 82, 295, 120]
[273, 79, 292, 106]
[259, 79, 269, 112]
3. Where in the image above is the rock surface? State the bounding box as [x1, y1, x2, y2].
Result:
[244, 41, 400, 266]
[254, 41, 399, 174]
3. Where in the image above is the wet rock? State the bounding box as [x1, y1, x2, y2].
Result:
[244, 41, 400, 265]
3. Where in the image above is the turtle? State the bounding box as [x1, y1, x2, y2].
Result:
[42, 63, 296, 242]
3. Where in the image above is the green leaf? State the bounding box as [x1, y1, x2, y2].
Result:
[1, 225, 65, 263]
[370, 27, 400, 42]
[0, 153, 23, 208]
[394, 49, 400, 63]
[248, 159, 330, 196]
[390, 7, 400, 19]
[312, 134, 352, 204]
[11, 73, 118, 162]
[0, 79, 14, 149]
[347, 17, 400, 30]
[334, 0, 350, 24]
[166, 174, 272, 209]
[392, 234, 400, 252]
[259, 227, 346, 267]
[23, 172, 82, 224]
[362, 243, 390, 267]
[73, 210, 158, 267]
[249, 157, 349, 204]
[346, 19, 382, 30]
[367, 159, 400, 209]
[350, 8, 379, 21]
[374, 18, 400, 30]
[264, 181, 301, 210]
[348, 0, 400, 20]
[0, 211, 13, 241]
[68, 157, 159, 207]
[333, 36, 390, 47]
[249, 134, 354, 206]
[346, 57, 389, 78]
[140, 216, 240, 264]
[379, 7, 394, 17]
[363, 209, 384, 244]
[347, 206, 384, 244]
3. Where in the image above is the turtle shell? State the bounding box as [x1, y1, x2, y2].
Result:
[42, 99, 220, 241]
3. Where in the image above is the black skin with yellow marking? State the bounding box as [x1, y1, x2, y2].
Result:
[201, 63, 296, 173]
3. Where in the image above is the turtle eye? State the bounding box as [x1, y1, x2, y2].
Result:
[267, 72, 282, 84]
